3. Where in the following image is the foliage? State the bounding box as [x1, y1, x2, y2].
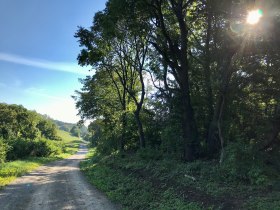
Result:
[220, 142, 278, 185]
[0, 103, 70, 163]
[245, 192, 280, 210]
[53, 119, 73, 131]
[0, 101, 84, 189]
[136, 147, 163, 161]
[37, 118, 60, 140]
[54, 119, 88, 137]
[0, 103, 60, 140]
[74, 0, 280, 167]
[5, 138, 63, 160]
[0, 138, 9, 163]
[0, 158, 55, 188]
[74, 3, 280, 209]
[81, 151, 204, 210]
[70, 125, 80, 138]
[56, 129, 81, 156]
[74, 0, 280, 207]
[56, 129, 79, 142]
[0, 129, 82, 188]
[81, 149, 280, 210]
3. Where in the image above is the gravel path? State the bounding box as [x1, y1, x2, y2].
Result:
[0, 144, 118, 210]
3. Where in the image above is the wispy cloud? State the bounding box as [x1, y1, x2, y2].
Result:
[0, 52, 89, 75]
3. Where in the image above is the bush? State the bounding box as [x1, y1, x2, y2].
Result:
[160, 121, 183, 158]
[31, 139, 63, 157]
[0, 138, 9, 163]
[221, 142, 269, 185]
[137, 147, 163, 160]
[6, 138, 62, 160]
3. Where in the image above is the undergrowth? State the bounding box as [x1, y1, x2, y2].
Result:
[80, 148, 280, 210]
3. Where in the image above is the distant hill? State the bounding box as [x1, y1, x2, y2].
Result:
[53, 120, 74, 132]
[40, 115, 88, 137]
[53, 120, 88, 137]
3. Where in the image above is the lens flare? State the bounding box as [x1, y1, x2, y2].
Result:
[247, 9, 263, 25]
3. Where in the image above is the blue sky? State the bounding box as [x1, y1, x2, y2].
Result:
[0, 0, 106, 123]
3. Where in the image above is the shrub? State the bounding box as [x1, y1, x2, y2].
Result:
[31, 139, 63, 157]
[0, 138, 9, 163]
[221, 142, 269, 185]
[137, 147, 163, 160]
[6, 138, 62, 160]
[160, 121, 183, 158]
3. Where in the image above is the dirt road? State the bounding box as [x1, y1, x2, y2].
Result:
[0, 144, 118, 210]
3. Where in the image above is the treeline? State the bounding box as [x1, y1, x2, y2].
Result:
[53, 119, 88, 138]
[74, 0, 280, 182]
[0, 103, 62, 162]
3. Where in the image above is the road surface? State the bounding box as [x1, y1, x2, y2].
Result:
[0, 144, 118, 210]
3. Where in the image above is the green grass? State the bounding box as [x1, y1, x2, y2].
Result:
[80, 149, 206, 210]
[0, 129, 82, 189]
[57, 129, 78, 142]
[245, 192, 280, 210]
[56, 129, 81, 157]
[80, 149, 280, 210]
[0, 157, 58, 187]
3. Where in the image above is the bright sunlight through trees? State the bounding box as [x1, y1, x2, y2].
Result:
[247, 9, 263, 25]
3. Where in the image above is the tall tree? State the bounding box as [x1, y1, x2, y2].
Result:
[146, 0, 200, 160]
[75, 0, 150, 148]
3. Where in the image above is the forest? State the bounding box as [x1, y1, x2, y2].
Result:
[74, 0, 280, 209]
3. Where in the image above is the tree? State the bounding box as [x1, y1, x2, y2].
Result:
[37, 119, 59, 140]
[146, 0, 201, 160]
[70, 126, 80, 138]
[74, 0, 280, 164]
[75, 0, 151, 149]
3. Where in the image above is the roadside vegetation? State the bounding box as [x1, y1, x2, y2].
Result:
[75, 0, 280, 209]
[81, 148, 280, 210]
[0, 103, 83, 188]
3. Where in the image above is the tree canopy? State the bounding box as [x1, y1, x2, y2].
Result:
[74, 0, 280, 165]
[0, 103, 59, 140]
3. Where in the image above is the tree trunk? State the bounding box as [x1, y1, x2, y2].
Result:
[261, 116, 280, 151]
[207, 94, 224, 155]
[181, 90, 199, 161]
[150, 0, 199, 160]
[175, 1, 199, 161]
[134, 109, 145, 148]
[207, 52, 235, 156]
[178, 54, 198, 161]
[204, 0, 214, 133]
[120, 111, 127, 152]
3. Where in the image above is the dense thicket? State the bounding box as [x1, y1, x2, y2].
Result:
[0, 103, 62, 162]
[74, 0, 280, 181]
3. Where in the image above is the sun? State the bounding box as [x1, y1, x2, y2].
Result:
[247, 9, 263, 25]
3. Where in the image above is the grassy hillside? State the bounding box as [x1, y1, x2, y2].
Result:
[53, 119, 88, 137]
[0, 129, 81, 189]
[56, 129, 81, 157]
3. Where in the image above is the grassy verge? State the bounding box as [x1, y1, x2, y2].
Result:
[80, 149, 280, 210]
[0, 130, 81, 189]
